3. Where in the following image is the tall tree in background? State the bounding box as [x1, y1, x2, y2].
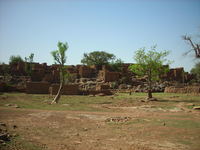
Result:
[129, 46, 170, 100]
[9, 55, 24, 64]
[25, 53, 34, 76]
[51, 42, 68, 104]
[182, 35, 200, 58]
[81, 51, 115, 66]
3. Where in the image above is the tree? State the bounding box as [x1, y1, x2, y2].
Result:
[109, 58, 124, 72]
[81, 51, 116, 66]
[9, 55, 24, 64]
[25, 53, 34, 76]
[51, 42, 68, 104]
[191, 62, 200, 82]
[0, 62, 9, 77]
[182, 35, 200, 58]
[129, 46, 170, 100]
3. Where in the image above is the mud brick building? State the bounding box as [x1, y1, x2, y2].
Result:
[0, 61, 198, 94]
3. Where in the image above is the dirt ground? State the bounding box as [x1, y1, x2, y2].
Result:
[0, 93, 200, 150]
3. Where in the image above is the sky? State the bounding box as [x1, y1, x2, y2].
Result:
[0, 0, 200, 72]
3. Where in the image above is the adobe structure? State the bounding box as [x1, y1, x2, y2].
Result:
[0, 62, 199, 95]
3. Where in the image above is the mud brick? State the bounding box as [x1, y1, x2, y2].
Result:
[26, 82, 50, 94]
[49, 84, 79, 95]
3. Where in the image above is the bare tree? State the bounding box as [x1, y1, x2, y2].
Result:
[182, 35, 200, 58]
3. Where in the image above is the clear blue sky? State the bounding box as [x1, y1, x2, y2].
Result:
[0, 0, 200, 72]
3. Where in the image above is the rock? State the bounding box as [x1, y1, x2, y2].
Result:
[62, 104, 69, 106]
[193, 106, 200, 110]
[97, 93, 106, 96]
[83, 128, 88, 131]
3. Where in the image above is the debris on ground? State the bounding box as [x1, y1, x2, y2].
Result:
[4, 104, 20, 108]
[105, 116, 132, 123]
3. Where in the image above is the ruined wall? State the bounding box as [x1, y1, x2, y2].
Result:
[49, 84, 79, 95]
[96, 84, 110, 90]
[10, 62, 26, 75]
[98, 70, 120, 82]
[31, 70, 45, 81]
[164, 86, 200, 94]
[78, 65, 96, 78]
[26, 82, 50, 94]
[165, 68, 184, 82]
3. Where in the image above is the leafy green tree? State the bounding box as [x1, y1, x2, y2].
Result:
[109, 59, 124, 72]
[129, 46, 170, 99]
[81, 51, 116, 66]
[51, 42, 68, 104]
[191, 62, 200, 82]
[9, 55, 24, 64]
[25, 53, 34, 76]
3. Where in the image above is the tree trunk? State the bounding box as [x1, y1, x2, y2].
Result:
[51, 82, 63, 104]
[148, 89, 152, 98]
[148, 69, 153, 99]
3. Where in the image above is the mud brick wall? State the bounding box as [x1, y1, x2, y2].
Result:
[32, 63, 46, 70]
[166, 68, 184, 82]
[98, 70, 120, 82]
[67, 65, 78, 74]
[42, 73, 53, 82]
[52, 70, 60, 83]
[10, 62, 26, 75]
[31, 70, 45, 81]
[79, 66, 95, 78]
[26, 82, 50, 94]
[105, 71, 120, 82]
[49, 84, 79, 95]
[164, 86, 200, 94]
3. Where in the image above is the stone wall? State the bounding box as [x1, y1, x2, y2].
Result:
[164, 86, 200, 94]
[78, 65, 96, 78]
[96, 84, 110, 90]
[26, 82, 50, 94]
[49, 84, 79, 95]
